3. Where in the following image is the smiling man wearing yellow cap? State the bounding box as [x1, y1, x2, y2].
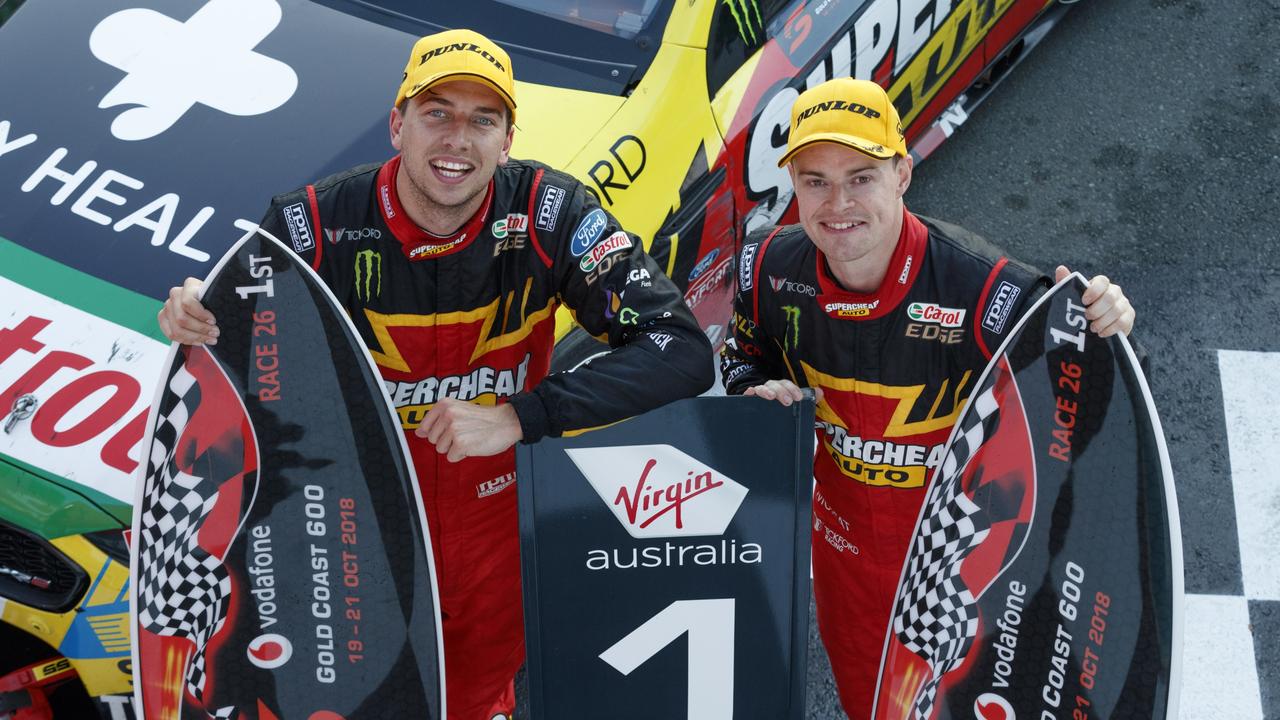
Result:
[720, 77, 1136, 718]
[159, 28, 713, 720]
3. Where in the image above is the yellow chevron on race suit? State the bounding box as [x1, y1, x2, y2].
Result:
[361, 276, 556, 429]
[363, 278, 557, 371]
[802, 362, 973, 488]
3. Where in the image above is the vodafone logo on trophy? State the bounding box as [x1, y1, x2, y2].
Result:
[566, 445, 748, 539]
[973, 692, 1015, 720]
[246, 633, 293, 670]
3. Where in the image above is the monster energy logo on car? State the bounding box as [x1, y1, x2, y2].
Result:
[782, 305, 800, 352]
[356, 249, 382, 301]
[722, 0, 763, 45]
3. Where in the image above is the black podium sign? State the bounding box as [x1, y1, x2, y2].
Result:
[517, 396, 815, 719]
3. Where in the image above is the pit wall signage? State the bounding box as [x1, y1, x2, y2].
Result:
[518, 395, 815, 719]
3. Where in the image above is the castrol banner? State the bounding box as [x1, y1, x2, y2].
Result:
[0, 276, 166, 502]
[872, 274, 1182, 720]
[518, 396, 815, 720]
[130, 230, 444, 719]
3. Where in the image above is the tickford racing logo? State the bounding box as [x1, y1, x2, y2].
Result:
[818, 421, 944, 488]
[908, 302, 965, 327]
[384, 353, 531, 428]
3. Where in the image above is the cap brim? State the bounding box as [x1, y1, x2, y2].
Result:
[777, 133, 897, 167]
[399, 72, 517, 118]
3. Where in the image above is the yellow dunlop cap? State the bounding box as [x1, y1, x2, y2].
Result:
[395, 29, 517, 120]
[778, 77, 907, 166]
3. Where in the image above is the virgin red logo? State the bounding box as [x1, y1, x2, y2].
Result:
[568, 445, 748, 539]
[616, 458, 724, 530]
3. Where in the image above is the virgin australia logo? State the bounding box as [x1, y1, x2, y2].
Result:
[89, 0, 298, 140]
[566, 445, 748, 539]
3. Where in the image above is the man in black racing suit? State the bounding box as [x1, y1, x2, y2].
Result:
[160, 29, 713, 720]
[720, 78, 1135, 718]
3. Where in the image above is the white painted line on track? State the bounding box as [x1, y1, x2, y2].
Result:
[1178, 593, 1263, 720]
[1217, 350, 1280, 601]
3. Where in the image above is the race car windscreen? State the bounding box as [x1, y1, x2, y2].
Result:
[317, 0, 674, 94]
[492, 0, 662, 39]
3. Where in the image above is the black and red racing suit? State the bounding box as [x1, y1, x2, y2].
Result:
[720, 208, 1048, 718]
[258, 155, 713, 720]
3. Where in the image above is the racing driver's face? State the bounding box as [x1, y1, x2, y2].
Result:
[391, 80, 514, 232]
[789, 143, 912, 286]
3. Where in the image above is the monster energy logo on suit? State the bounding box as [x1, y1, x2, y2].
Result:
[355, 250, 381, 301]
[721, 0, 763, 45]
[782, 305, 801, 352]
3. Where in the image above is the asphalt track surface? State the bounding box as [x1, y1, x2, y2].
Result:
[511, 0, 1280, 717]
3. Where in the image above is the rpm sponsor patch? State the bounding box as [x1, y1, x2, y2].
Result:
[982, 281, 1021, 334]
[282, 202, 313, 253]
[536, 183, 566, 232]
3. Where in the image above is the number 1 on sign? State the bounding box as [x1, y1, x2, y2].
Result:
[599, 598, 735, 720]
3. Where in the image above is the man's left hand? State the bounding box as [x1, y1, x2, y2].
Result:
[1055, 266, 1135, 337]
[415, 399, 523, 463]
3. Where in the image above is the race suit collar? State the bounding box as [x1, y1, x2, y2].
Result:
[815, 206, 927, 321]
[377, 155, 493, 261]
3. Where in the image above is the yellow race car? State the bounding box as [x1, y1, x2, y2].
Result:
[498, 0, 1082, 365]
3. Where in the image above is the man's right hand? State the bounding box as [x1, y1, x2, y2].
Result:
[157, 277, 218, 345]
[743, 380, 822, 406]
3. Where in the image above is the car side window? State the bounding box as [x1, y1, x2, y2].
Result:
[707, 0, 794, 97]
[0, 0, 27, 26]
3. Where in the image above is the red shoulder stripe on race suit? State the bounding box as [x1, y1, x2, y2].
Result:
[375, 155, 493, 260]
[812, 207, 927, 321]
[525, 168, 553, 268]
[973, 256, 1010, 361]
[751, 227, 785, 321]
[305, 184, 323, 271]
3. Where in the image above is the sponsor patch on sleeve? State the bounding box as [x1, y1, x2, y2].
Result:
[579, 231, 632, 272]
[282, 202, 314, 253]
[570, 209, 609, 257]
[981, 281, 1021, 334]
[738, 243, 758, 292]
[535, 184, 566, 232]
